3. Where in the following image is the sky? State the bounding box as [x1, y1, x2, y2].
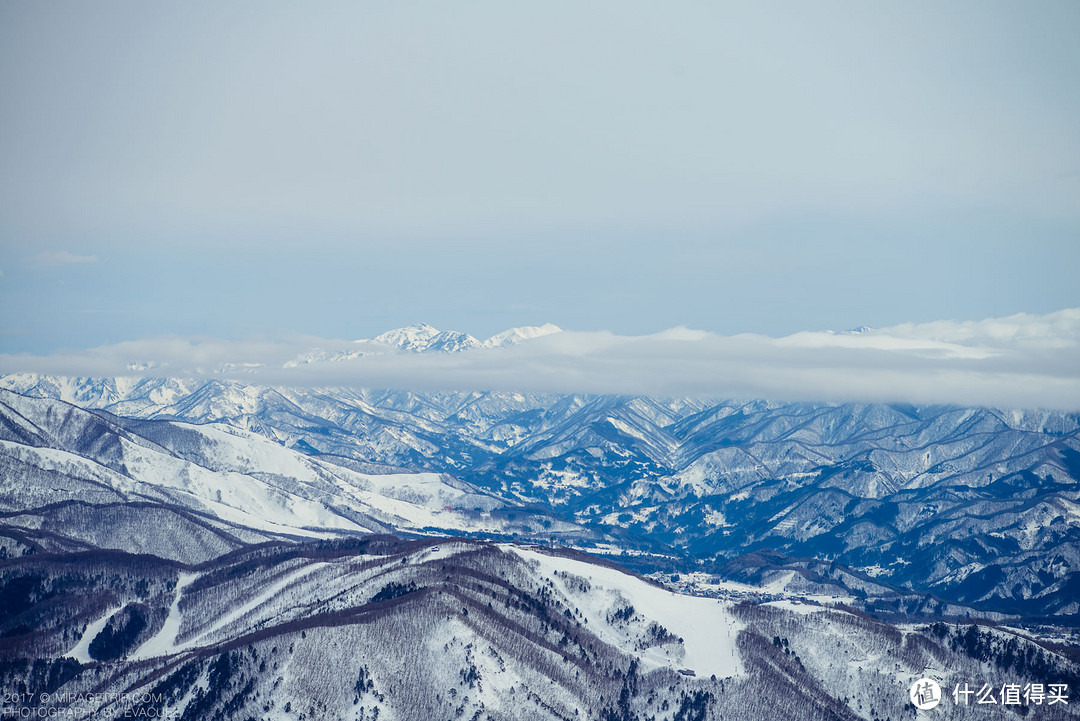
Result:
[0, 1, 1078, 402]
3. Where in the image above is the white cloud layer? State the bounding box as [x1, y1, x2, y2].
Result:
[1, 309, 1078, 410]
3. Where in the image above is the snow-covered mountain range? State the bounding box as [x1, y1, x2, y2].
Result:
[2, 326, 1079, 719]
[3, 369, 1079, 619]
[4, 534, 1077, 720]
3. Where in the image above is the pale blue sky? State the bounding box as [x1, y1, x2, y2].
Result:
[1, 1, 1078, 352]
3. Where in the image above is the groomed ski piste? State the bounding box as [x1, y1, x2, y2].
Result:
[65, 604, 126, 664]
[130, 571, 199, 661]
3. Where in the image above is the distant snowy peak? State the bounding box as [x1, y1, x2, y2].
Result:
[372, 323, 445, 350]
[285, 323, 563, 367]
[363, 324, 481, 353]
[484, 323, 563, 348]
[361, 323, 562, 353]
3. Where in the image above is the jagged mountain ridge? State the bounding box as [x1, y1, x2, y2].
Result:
[2, 374, 1079, 618]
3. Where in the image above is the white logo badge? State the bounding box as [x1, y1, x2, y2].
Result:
[910, 678, 942, 710]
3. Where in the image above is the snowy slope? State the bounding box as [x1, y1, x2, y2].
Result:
[509, 546, 743, 678]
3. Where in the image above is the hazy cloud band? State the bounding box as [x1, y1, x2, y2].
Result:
[2, 309, 1078, 410]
